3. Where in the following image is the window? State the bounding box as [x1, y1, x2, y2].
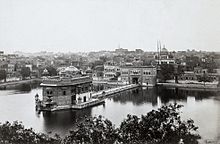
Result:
[63, 91, 66, 95]
[71, 89, 75, 94]
[47, 90, 52, 95]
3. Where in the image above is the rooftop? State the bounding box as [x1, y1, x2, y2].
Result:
[120, 65, 156, 68]
[40, 76, 92, 87]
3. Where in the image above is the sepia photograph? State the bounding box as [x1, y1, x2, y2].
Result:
[0, 0, 220, 143]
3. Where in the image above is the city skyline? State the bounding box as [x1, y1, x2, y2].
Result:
[1, 0, 220, 53]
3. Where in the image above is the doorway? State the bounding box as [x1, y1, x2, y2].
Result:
[132, 77, 139, 84]
[83, 96, 86, 102]
[71, 95, 76, 104]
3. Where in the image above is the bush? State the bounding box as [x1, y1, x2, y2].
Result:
[63, 116, 119, 144]
[119, 103, 200, 144]
[0, 121, 61, 144]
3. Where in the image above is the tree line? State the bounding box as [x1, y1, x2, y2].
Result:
[0, 104, 200, 144]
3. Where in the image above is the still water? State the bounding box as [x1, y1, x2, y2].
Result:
[0, 82, 220, 143]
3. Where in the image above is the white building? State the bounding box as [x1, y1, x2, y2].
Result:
[103, 61, 120, 80]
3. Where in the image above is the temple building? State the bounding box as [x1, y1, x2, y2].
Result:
[39, 75, 100, 111]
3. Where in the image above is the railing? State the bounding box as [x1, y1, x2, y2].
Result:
[42, 76, 92, 86]
[72, 99, 104, 109]
[92, 84, 139, 98]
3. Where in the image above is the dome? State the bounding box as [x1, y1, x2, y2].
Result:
[161, 48, 168, 53]
[64, 66, 79, 72]
[86, 67, 92, 73]
[57, 67, 66, 72]
[160, 47, 169, 55]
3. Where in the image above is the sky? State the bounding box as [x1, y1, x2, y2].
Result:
[0, 0, 220, 53]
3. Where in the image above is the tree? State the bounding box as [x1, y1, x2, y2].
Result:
[197, 72, 213, 86]
[185, 55, 201, 71]
[158, 64, 175, 82]
[46, 66, 57, 76]
[174, 65, 185, 83]
[63, 116, 119, 144]
[119, 104, 200, 144]
[20, 67, 31, 80]
[63, 104, 200, 144]
[0, 121, 61, 144]
[99, 56, 110, 63]
[198, 54, 217, 73]
[0, 69, 7, 82]
[0, 104, 200, 144]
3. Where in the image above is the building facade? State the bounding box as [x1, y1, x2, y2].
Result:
[40, 76, 93, 108]
[120, 66, 157, 86]
[103, 61, 120, 80]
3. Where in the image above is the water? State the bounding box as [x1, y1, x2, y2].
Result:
[0, 82, 220, 143]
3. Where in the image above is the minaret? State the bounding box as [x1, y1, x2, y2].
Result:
[157, 40, 162, 63]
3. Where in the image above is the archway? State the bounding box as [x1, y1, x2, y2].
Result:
[132, 77, 139, 84]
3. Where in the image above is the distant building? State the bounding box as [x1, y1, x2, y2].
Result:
[103, 61, 120, 80]
[7, 63, 15, 75]
[25, 64, 33, 72]
[115, 48, 128, 54]
[85, 67, 93, 78]
[0, 61, 8, 71]
[120, 66, 157, 86]
[179, 67, 219, 82]
[7, 54, 18, 59]
[42, 68, 49, 76]
[135, 49, 144, 54]
[155, 47, 175, 65]
[92, 65, 104, 81]
[0, 54, 7, 62]
[0, 51, 4, 55]
[57, 66, 79, 77]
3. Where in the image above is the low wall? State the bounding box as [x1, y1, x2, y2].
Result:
[157, 82, 219, 90]
[0, 78, 42, 87]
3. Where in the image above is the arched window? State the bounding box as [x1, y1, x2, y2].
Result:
[47, 90, 53, 95]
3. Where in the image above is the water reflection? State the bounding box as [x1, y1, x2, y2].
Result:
[157, 87, 219, 103]
[112, 88, 158, 106]
[42, 109, 92, 136]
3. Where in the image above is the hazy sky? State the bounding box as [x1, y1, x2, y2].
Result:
[0, 0, 220, 53]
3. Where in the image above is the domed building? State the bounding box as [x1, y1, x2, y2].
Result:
[155, 46, 175, 65]
[160, 47, 169, 55]
[58, 66, 80, 77]
[65, 66, 79, 72]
